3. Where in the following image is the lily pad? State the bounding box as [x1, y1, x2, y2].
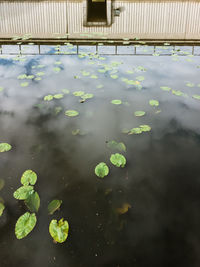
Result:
[192, 94, 200, 100]
[110, 74, 118, 79]
[21, 170, 37, 186]
[48, 199, 62, 215]
[140, 124, 151, 132]
[149, 100, 159, 107]
[20, 82, 29, 87]
[65, 110, 79, 117]
[160, 86, 171, 91]
[54, 94, 64, 99]
[107, 141, 126, 152]
[110, 153, 126, 168]
[129, 127, 143, 135]
[136, 76, 145, 81]
[49, 218, 69, 243]
[15, 212, 37, 239]
[0, 202, 5, 216]
[24, 192, 40, 212]
[111, 100, 122, 105]
[0, 143, 12, 152]
[44, 95, 53, 101]
[73, 91, 84, 97]
[81, 93, 94, 100]
[13, 186, 34, 200]
[134, 111, 145, 117]
[62, 89, 70, 94]
[95, 162, 109, 178]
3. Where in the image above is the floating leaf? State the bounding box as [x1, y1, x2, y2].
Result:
[110, 153, 126, 168]
[90, 75, 98, 79]
[129, 128, 143, 135]
[81, 93, 94, 100]
[140, 124, 151, 132]
[0, 143, 12, 152]
[62, 89, 70, 94]
[95, 162, 109, 178]
[0, 202, 5, 216]
[149, 99, 159, 107]
[136, 76, 145, 81]
[54, 94, 64, 99]
[172, 90, 185, 96]
[13, 186, 34, 200]
[36, 72, 45, 76]
[65, 110, 79, 117]
[21, 170, 37, 186]
[44, 95, 53, 101]
[160, 86, 171, 91]
[0, 87, 4, 92]
[48, 199, 62, 215]
[111, 100, 122, 105]
[49, 218, 69, 243]
[186, 82, 194, 87]
[20, 82, 29, 87]
[134, 111, 145, 117]
[15, 212, 37, 239]
[24, 192, 40, 212]
[192, 94, 200, 100]
[73, 91, 84, 97]
[53, 67, 61, 73]
[17, 74, 27, 79]
[107, 141, 126, 152]
[110, 74, 118, 79]
[81, 71, 90, 76]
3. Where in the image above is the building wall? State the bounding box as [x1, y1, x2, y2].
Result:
[0, 0, 200, 40]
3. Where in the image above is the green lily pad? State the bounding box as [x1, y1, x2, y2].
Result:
[129, 128, 143, 135]
[17, 74, 27, 79]
[53, 67, 61, 73]
[73, 91, 84, 97]
[15, 212, 37, 239]
[20, 82, 29, 87]
[134, 111, 145, 117]
[95, 162, 109, 178]
[111, 100, 122, 105]
[186, 82, 194, 87]
[160, 86, 171, 91]
[62, 89, 70, 94]
[65, 110, 79, 117]
[81, 93, 94, 100]
[21, 170, 37, 186]
[172, 90, 185, 96]
[110, 74, 118, 79]
[90, 75, 98, 79]
[149, 100, 159, 107]
[0, 202, 5, 216]
[44, 95, 53, 101]
[49, 218, 69, 243]
[24, 192, 40, 212]
[136, 76, 145, 81]
[192, 94, 200, 100]
[107, 141, 126, 152]
[81, 71, 90, 76]
[36, 72, 45, 76]
[13, 186, 34, 200]
[140, 124, 151, 132]
[54, 94, 64, 99]
[0, 143, 12, 152]
[48, 199, 62, 215]
[110, 153, 126, 168]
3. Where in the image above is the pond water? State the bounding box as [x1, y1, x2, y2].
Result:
[0, 45, 200, 267]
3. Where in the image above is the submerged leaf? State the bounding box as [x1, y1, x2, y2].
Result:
[107, 141, 126, 152]
[13, 186, 34, 200]
[21, 170, 37, 186]
[0, 143, 12, 152]
[95, 162, 109, 178]
[65, 110, 79, 117]
[111, 100, 122, 105]
[110, 153, 126, 168]
[24, 192, 40, 212]
[15, 212, 37, 239]
[49, 218, 69, 243]
[48, 199, 62, 215]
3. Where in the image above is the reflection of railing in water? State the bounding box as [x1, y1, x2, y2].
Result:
[0, 44, 200, 56]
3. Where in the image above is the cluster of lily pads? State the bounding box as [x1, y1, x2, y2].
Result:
[13, 170, 69, 243]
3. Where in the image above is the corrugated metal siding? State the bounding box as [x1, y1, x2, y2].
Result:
[0, 1, 200, 39]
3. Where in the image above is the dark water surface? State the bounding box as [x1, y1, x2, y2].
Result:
[0, 46, 200, 267]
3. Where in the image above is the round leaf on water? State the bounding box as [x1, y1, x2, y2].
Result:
[48, 199, 62, 215]
[110, 153, 126, 168]
[44, 95, 53, 101]
[134, 111, 145, 117]
[13, 186, 34, 200]
[95, 162, 109, 178]
[49, 218, 69, 243]
[107, 141, 126, 152]
[81, 93, 94, 100]
[149, 100, 159, 107]
[110, 74, 118, 79]
[129, 127, 142, 135]
[20, 82, 29, 87]
[65, 110, 79, 117]
[160, 86, 171, 91]
[140, 125, 151, 132]
[24, 192, 40, 212]
[54, 94, 64, 99]
[0, 143, 12, 152]
[192, 95, 200, 100]
[0, 202, 5, 216]
[111, 100, 122, 105]
[15, 212, 37, 239]
[73, 91, 84, 97]
[136, 76, 145, 81]
[21, 170, 37, 186]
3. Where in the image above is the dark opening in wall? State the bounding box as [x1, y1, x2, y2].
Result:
[87, 0, 107, 22]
